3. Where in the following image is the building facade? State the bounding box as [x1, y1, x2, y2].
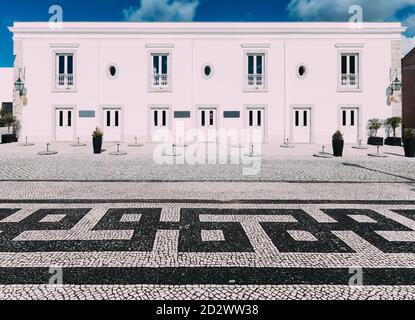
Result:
[9, 22, 405, 144]
[403, 47, 415, 130]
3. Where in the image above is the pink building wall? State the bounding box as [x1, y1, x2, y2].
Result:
[9, 22, 405, 144]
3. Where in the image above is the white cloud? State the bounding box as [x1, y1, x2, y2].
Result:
[287, 0, 415, 56]
[402, 35, 415, 56]
[123, 0, 199, 22]
[287, 0, 415, 21]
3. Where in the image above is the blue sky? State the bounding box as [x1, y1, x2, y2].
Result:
[1, 0, 415, 67]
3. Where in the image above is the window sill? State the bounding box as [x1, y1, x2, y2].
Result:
[337, 87, 363, 93]
[52, 88, 77, 93]
[243, 88, 268, 93]
[147, 87, 173, 93]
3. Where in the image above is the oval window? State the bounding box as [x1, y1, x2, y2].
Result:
[204, 66, 211, 77]
[203, 64, 213, 79]
[297, 64, 307, 79]
[108, 65, 117, 78]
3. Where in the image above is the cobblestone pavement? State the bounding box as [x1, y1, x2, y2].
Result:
[0, 143, 413, 182]
[0, 143, 414, 300]
[0, 200, 414, 300]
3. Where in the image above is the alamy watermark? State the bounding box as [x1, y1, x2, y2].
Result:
[349, 267, 363, 287]
[48, 266, 63, 285]
[49, 5, 63, 30]
[152, 124, 263, 176]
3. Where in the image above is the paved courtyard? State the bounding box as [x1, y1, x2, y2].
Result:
[0, 142, 414, 300]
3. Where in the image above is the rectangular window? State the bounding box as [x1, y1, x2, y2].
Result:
[249, 111, 254, 127]
[256, 55, 263, 75]
[210, 111, 214, 126]
[67, 56, 73, 75]
[59, 111, 64, 127]
[342, 110, 347, 126]
[350, 110, 355, 126]
[162, 110, 167, 127]
[107, 111, 111, 127]
[295, 111, 299, 127]
[153, 55, 160, 74]
[56, 54, 75, 89]
[303, 111, 308, 127]
[115, 111, 119, 127]
[248, 56, 254, 75]
[257, 111, 262, 127]
[59, 56, 65, 74]
[349, 55, 356, 74]
[162, 56, 168, 74]
[340, 53, 359, 88]
[68, 111, 72, 127]
[154, 110, 158, 127]
[152, 54, 168, 74]
[201, 111, 206, 127]
[341, 55, 347, 75]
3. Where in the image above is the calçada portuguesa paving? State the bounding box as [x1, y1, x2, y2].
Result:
[0, 141, 414, 300]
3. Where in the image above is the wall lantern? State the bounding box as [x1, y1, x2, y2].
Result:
[14, 77, 25, 96]
[389, 68, 402, 93]
[390, 77, 402, 92]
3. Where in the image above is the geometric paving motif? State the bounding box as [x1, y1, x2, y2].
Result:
[0, 205, 415, 286]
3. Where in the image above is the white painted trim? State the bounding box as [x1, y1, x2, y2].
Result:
[147, 49, 173, 93]
[100, 105, 125, 142]
[337, 49, 363, 92]
[145, 43, 175, 48]
[243, 49, 268, 93]
[51, 49, 77, 93]
[52, 105, 77, 143]
[241, 43, 271, 48]
[49, 43, 80, 48]
[335, 43, 365, 48]
[337, 105, 362, 144]
[9, 22, 406, 37]
[243, 104, 268, 144]
[289, 105, 315, 144]
[147, 105, 173, 142]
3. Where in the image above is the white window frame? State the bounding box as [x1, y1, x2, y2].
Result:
[244, 50, 268, 92]
[148, 50, 172, 92]
[52, 49, 77, 92]
[337, 49, 363, 92]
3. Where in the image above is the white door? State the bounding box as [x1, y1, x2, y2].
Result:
[103, 108, 121, 142]
[247, 109, 265, 143]
[341, 108, 359, 144]
[293, 109, 311, 143]
[151, 109, 169, 142]
[55, 108, 74, 142]
[199, 109, 217, 142]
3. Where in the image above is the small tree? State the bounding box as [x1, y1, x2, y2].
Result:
[367, 118, 383, 138]
[0, 113, 16, 134]
[384, 117, 402, 138]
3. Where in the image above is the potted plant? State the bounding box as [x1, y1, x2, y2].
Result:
[367, 118, 384, 146]
[0, 113, 17, 144]
[332, 130, 344, 157]
[92, 127, 103, 154]
[403, 129, 415, 158]
[384, 117, 402, 146]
